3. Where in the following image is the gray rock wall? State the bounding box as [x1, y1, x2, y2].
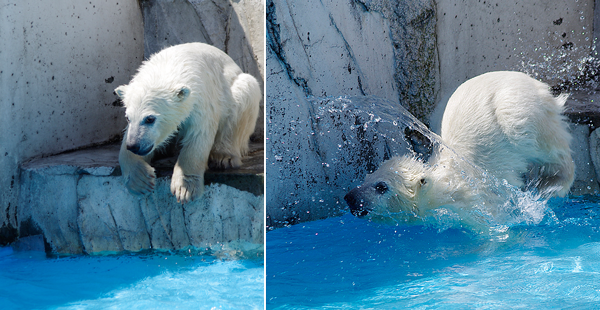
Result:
[0, 0, 144, 245]
[267, 0, 438, 121]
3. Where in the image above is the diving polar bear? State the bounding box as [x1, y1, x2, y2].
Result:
[345, 71, 574, 225]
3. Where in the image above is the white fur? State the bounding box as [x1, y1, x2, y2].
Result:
[116, 42, 261, 203]
[441, 71, 573, 195]
[346, 71, 574, 226]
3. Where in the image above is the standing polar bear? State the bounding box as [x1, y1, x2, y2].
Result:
[345, 71, 574, 225]
[116, 43, 261, 203]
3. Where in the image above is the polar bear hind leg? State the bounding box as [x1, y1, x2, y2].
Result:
[209, 73, 261, 169]
[528, 93, 574, 197]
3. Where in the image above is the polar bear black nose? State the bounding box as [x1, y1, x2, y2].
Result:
[344, 189, 370, 217]
[127, 143, 153, 156]
[127, 143, 141, 154]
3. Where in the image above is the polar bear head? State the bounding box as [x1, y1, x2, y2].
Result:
[344, 155, 434, 223]
[115, 83, 192, 156]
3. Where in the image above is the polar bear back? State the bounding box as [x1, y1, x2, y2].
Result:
[130, 43, 242, 103]
[440, 71, 572, 191]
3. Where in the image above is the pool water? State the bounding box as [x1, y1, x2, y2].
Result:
[267, 195, 600, 309]
[0, 248, 264, 310]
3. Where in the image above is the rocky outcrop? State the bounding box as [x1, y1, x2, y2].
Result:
[0, 0, 143, 247]
[16, 144, 264, 255]
[266, 0, 438, 121]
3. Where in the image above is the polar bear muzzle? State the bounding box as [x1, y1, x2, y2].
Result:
[344, 184, 387, 217]
[127, 142, 154, 156]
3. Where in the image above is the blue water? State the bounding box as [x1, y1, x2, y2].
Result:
[0, 249, 264, 310]
[267, 196, 600, 309]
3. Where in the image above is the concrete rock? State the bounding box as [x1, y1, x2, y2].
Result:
[266, 0, 437, 121]
[589, 128, 600, 193]
[18, 172, 82, 254]
[0, 0, 143, 245]
[571, 124, 599, 195]
[78, 176, 151, 253]
[16, 144, 263, 255]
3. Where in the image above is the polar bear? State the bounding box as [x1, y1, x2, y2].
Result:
[345, 71, 574, 225]
[116, 42, 261, 204]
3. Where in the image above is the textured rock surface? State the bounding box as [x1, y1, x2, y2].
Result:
[589, 128, 600, 194]
[17, 143, 264, 255]
[266, 0, 438, 122]
[0, 0, 143, 246]
[570, 124, 599, 195]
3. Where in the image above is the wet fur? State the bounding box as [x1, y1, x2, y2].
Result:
[346, 71, 574, 225]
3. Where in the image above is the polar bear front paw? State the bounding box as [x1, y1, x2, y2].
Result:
[170, 173, 204, 204]
[124, 161, 156, 196]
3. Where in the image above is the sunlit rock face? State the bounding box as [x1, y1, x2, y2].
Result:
[16, 144, 264, 255]
[266, 0, 438, 121]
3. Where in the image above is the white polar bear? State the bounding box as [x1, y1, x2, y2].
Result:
[345, 71, 574, 225]
[116, 42, 261, 204]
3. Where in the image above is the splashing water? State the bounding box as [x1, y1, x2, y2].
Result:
[310, 95, 554, 234]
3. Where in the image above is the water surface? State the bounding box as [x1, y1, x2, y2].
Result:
[0, 248, 264, 310]
[267, 196, 600, 309]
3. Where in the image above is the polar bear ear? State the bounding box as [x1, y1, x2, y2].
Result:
[114, 85, 127, 99]
[175, 86, 190, 102]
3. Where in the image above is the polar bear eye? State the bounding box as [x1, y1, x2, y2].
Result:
[143, 115, 156, 125]
[374, 182, 388, 194]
